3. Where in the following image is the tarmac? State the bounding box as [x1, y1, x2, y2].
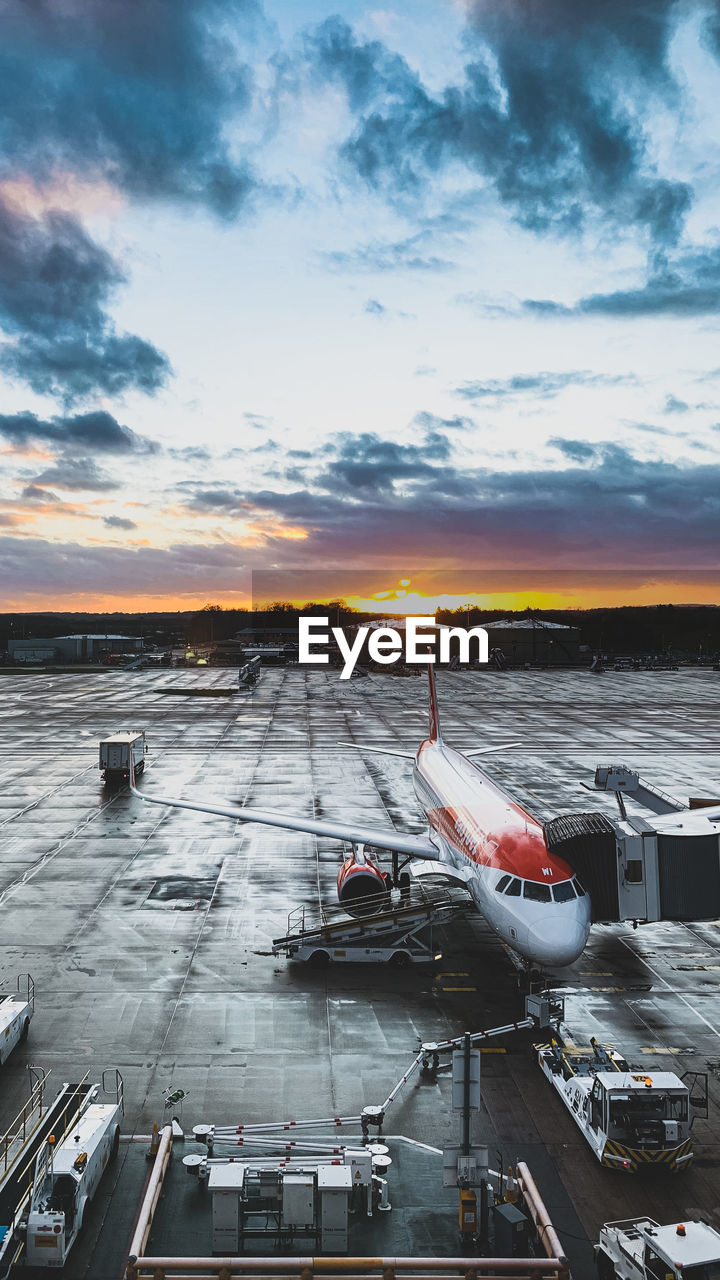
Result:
[1, 664, 720, 1279]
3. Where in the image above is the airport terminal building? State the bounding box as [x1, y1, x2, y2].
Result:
[8, 633, 143, 663]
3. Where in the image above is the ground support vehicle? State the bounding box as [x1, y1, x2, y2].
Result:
[596, 1216, 720, 1279]
[0, 976, 34, 1066]
[536, 1037, 692, 1171]
[0, 1075, 94, 1278]
[98, 731, 146, 782]
[25, 1072, 123, 1268]
[273, 886, 464, 964]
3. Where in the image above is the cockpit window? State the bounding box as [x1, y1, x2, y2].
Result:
[523, 881, 552, 903]
[504, 878, 521, 897]
[495, 874, 511, 894]
[574, 878, 588, 896]
[552, 881, 576, 902]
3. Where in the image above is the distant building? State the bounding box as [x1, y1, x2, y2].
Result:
[484, 618, 581, 666]
[9, 634, 143, 663]
[7, 641, 60, 664]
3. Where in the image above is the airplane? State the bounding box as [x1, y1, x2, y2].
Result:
[129, 666, 591, 969]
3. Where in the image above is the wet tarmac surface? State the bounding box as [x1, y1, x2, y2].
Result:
[1, 665, 720, 1278]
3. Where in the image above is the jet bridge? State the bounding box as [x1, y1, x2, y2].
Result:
[272, 884, 467, 964]
[544, 764, 720, 925]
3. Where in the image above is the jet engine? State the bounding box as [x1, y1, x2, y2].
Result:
[337, 847, 389, 916]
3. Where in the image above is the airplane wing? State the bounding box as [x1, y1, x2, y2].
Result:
[129, 775, 439, 858]
[337, 741, 520, 760]
[336, 742, 415, 760]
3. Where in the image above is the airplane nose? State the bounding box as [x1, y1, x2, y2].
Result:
[528, 904, 590, 968]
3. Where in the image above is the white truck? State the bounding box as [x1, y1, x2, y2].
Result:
[25, 1073, 123, 1268]
[98, 731, 146, 783]
[596, 1216, 720, 1280]
[536, 1037, 692, 1172]
[0, 975, 34, 1066]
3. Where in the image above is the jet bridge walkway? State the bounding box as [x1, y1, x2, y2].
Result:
[272, 884, 468, 964]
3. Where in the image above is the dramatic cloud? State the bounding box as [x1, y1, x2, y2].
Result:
[413, 411, 474, 433]
[1, 332, 170, 403]
[455, 370, 632, 402]
[226, 434, 720, 565]
[0, 536, 293, 601]
[0, 0, 263, 218]
[549, 438, 598, 463]
[0, 196, 170, 401]
[21, 485, 59, 503]
[324, 231, 455, 273]
[303, 7, 695, 241]
[314, 430, 452, 495]
[188, 488, 246, 512]
[103, 514, 137, 530]
[0, 409, 157, 453]
[0, 0, 272, 402]
[173, 426, 720, 569]
[525, 242, 720, 317]
[664, 395, 689, 414]
[31, 457, 118, 491]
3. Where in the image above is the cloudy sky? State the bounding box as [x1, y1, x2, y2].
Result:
[2, 0, 720, 610]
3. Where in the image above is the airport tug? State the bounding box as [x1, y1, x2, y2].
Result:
[535, 1038, 692, 1172]
[25, 1074, 123, 1267]
[596, 1217, 720, 1280]
[0, 975, 34, 1065]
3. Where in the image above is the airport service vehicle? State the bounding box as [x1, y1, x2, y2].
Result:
[130, 666, 591, 969]
[0, 975, 34, 1066]
[25, 1073, 123, 1268]
[595, 1217, 720, 1280]
[98, 731, 146, 782]
[536, 1038, 692, 1172]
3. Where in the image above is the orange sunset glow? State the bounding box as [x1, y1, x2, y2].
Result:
[4, 572, 720, 615]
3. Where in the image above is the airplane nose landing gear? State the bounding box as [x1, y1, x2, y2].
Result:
[515, 964, 547, 996]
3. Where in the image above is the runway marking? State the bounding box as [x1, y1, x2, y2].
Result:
[0, 759, 96, 830]
[640, 1047, 691, 1054]
[620, 936, 720, 1044]
[581, 986, 626, 992]
[441, 985, 477, 992]
[0, 787, 126, 910]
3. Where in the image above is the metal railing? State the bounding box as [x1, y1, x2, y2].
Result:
[0, 1068, 49, 1178]
[127, 1256, 568, 1280]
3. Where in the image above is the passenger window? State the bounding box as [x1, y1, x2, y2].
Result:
[504, 878, 521, 897]
[523, 881, 552, 903]
[552, 881, 576, 902]
[495, 874, 511, 893]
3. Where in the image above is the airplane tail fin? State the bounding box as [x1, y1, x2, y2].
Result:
[428, 664, 442, 743]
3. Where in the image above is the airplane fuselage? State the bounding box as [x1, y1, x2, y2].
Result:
[413, 739, 591, 967]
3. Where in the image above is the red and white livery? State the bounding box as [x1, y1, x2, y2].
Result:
[130, 668, 590, 968]
[411, 667, 591, 966]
